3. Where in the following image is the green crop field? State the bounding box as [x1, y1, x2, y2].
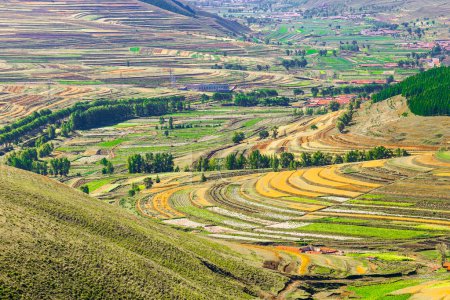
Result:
[299, 223, 433, 239]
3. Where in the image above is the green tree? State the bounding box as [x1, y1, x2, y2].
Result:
[259, 130, 269, 139]
[280, 152, 295, 168]
[328, 101, 340, 112]
[272, 127, 278, 139]
[293, 88, 304, 96]
[47, 125, 56, 139]
[144, 177, 153, 189]
[80, 185, 89, 194]
[102, 161, 114, 174]
[336, 120, 345, 133]
[232, 132, 245, 144]
[201, 173, 207, 182]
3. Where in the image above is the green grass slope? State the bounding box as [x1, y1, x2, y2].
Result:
[0, 165, 286, 299]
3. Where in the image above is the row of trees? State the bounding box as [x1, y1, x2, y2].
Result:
[212, 89, 290, 107]
[372, 67, 450, 116]
[234, 94, 289, 107]
[311, 84, 385, 98]
[127, 152, 175, 174]
[211, 63, 247, 70]
[193, 146, 409, 172]
[70, 96, 185, 131]
[336, 99, 360, 133]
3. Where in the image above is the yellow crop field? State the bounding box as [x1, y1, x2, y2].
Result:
[319, 166, 381, 188]
[152, 187, 186, 219]
[289, 170, 361, 198]
[361, 160, 387, 168]
[255, 172, 289, 198]
[304, 168, 349, 187]
[270, 171, 324, 198]
[240, 181, 324, 212]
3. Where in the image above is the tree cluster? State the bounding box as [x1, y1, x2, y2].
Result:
[127, 152, 174, 174]
[6, 148, 70, 176]
[281, 58, 308, 70]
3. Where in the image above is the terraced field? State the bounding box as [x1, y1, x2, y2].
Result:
[137, 152, 450, 248]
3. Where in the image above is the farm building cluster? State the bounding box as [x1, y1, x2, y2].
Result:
[305, 94, 356, 108]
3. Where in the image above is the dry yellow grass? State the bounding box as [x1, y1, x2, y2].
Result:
[320, 166, 381, 188]
[289, 170, 361, 198]
[314, 212, 450, 226]
[255, 173, 289, 198]
[152, 187, 186, 219]
[271, 171, 324, 198]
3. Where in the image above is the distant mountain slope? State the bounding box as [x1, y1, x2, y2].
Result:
[138, 0, 248, 33]
[0, 166, 285, 299]
[6, 0, 248, 35]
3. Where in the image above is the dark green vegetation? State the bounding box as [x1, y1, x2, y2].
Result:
[5, 148, 70, 175]
[372, 67, 450, 116]
[127, 152, 175, 173]
[0, 165, 286, 299]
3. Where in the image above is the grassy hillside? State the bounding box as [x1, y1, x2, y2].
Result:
[0, 165, 286, 299]
[348, 95, 449, 148]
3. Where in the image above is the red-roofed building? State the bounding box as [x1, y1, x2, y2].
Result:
[307, 94, 356, 107]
